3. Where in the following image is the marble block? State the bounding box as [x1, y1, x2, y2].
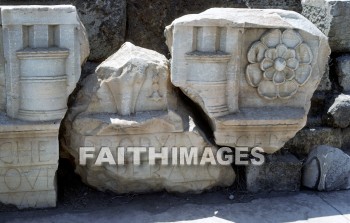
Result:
[166, 8, 330, 153]
[0, 114, 59, 209]
[0, 5, 89, 121]
[0, 5, 89, 208]
[61, 42, 235, 194]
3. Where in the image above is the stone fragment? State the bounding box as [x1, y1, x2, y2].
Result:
[0, 5, 88, 208]
[336, 54, 350, 92]
[0, 0, 124, 62]
[0, 0, 301, 61]
[0, 118, 59, 209]
[302, 0, 350, 52]
[302, 145, 350, 191]
[166, 8, 330, 153]
[285, 127, 342, 156]
[61, 42, 235, 194]
[327, 94, 350, 128]
[246, 152, 302, 192]
[0, 5, 89, 121]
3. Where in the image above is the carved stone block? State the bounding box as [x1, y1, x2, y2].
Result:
[61, 42, 235, 194]
[0, 5, 89, 121]
[0, 5, 89, 208]
[166, 8, 330, 153]
[0, 114, 59, 208]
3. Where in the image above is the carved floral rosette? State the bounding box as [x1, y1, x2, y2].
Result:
[246, 29, 313, 100]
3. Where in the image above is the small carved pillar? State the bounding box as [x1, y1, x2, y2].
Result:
[2, 6, 82, 121]
[0, 5, 89, 209]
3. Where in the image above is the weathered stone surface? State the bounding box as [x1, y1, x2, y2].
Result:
[61, 42, 235, 194]
[0, 5, 89, 121]
[0, 0, 124, 62]
[127, 0, 302, 58]
[86, 42, 170, 115]
[336, 55, 350, 92]
[73, 0, 125, 62]
[342, 127, 350, 150]
[0, 115, 59, 209]
[327, 94, 350, 128]
[0, 5, 88, 208]
[317, 62, 332, 91]
[302, 0, 350, 53]
[166, 8, 330, 153]
[307, 91, 330, 127]
[245, 0, 302, 11]
[285, 127, 342, 156]
[246, 152, 302, 192]
[1, 0, 302, 61]
[303, 145, 350, 191]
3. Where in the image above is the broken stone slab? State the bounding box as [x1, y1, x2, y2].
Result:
[0, 5, 89, 208]
[86, 42, 173, 116]
[166, 8, 330, 153]
[302, 0, 350, 53]
[246, 152, 302, 193]
[0, 114, 59, 209]
[302, 145, 350, 191]
[74, 126, 234, 194]
[0, 5, 89, 121]
[336, 55, 350, 92]
[61, 42, 235, 194]
[327, 94, 350, 128]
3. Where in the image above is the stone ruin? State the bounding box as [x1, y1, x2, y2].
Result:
[165, 8, 329, 153]
[0, 5, 89, 208]
[61, 42, 235, 194]
[0, 5, 331, 209]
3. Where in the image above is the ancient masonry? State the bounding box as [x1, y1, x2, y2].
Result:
[0, 5, 330, 208]
[165, 8, 329, 153]
[0, 5, 89, 208]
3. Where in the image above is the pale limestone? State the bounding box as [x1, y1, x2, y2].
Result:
[166, 8, 330, 153]
[0, 5, 89, 121]
[62, 42, 235, 194]
[0, 5, 89, 209]
[0, 113, 59, 209]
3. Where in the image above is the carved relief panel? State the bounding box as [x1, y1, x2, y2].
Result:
[166, 8, 330, 153]
[0, 5, 89, 209]
[246, 29, 313, 100]
[1, 6, 82, 121]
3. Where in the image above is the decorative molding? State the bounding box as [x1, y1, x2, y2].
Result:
[246, 29, 313, 100]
